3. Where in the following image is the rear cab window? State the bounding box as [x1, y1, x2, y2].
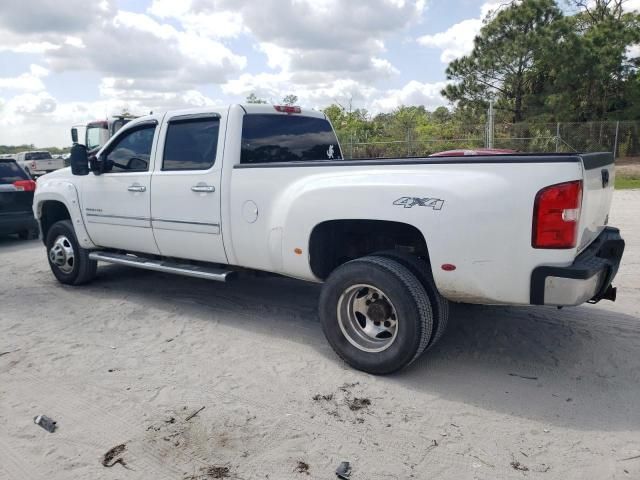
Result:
[25, 152, 52, 161]
[240, 114, 342, 164]
[163, 115, 220, 171]
[0, 160, 29, 184]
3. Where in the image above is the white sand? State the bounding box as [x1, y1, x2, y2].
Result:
[1, 190, 639, 479]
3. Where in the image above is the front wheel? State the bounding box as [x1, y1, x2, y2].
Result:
[46, 220, 97, 285]
[319, 256, 433, 374]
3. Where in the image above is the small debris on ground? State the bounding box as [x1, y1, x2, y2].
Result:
[185, 406, 206, 421]
[336, 461, 352, 479]
[508, 373, 539, 380]
[0, 349, 20, 357]
[312, 393, 334, 401]
[295, 460, 310, 475]
[346, 397, 371, 411]
[33, 414, 57, 433]
[102, 443, 128, 468]
[510, 461, 529, 472]
[165, 416, 176, 424]
[184, 465, 231, 479]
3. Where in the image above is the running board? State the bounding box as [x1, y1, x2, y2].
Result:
[88, 251, 233, 282]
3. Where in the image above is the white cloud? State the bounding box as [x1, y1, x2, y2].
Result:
[417, 18, 483, 63]
[371, 80, 448, 112]
[417, 0, 509, 63]
[0, 64, 50, 92]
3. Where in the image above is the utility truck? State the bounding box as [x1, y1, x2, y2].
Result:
[33, 104, 625, 374]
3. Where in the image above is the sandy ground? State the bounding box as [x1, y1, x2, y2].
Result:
[1, 191, 639, 480]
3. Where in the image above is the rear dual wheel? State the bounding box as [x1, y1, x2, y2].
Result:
[319, 255, 448, 375]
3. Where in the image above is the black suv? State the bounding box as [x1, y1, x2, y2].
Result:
[0, 158, 39, 239]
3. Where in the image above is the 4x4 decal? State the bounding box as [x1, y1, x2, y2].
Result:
[393, 197, 445, 210]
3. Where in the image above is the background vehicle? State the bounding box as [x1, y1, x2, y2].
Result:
[0, 158, 38, 239]
[71, 114, 138, 152]
[15, 151, 64, 178]
[33, 104, 624, 374]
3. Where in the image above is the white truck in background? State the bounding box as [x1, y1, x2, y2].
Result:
[15, 151, 64, 178]
[71, 114, 138, 152]
[33, 104, 625, 374]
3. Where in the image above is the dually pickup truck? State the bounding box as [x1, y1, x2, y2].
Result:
[33, 104, 625, 374]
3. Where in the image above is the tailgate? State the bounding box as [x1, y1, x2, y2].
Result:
[578, 153, 615, 252]
[35, 158, 64, 171]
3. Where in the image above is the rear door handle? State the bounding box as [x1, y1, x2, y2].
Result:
[191, 185, 215, 193]
[128, 185, 146, 192]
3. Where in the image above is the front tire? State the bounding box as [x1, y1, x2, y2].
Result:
[319, 256, 433, 374]
[46, 220, 97, 285]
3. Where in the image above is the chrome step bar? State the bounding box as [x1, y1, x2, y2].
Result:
[88, 251, 233, 282]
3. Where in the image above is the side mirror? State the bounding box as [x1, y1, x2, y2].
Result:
[69, 143, 89, 176]
[71, 127, 78, 144]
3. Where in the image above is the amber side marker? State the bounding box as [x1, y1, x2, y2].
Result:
[294, 248, 303, 255]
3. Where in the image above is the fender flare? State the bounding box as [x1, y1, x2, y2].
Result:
[34, 179, 96, 249]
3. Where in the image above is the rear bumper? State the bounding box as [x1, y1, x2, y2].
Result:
[0, 212, 39, 235]
[530, 227, 625, 306]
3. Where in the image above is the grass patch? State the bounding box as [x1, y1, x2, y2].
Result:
[615, 176, 640, 190]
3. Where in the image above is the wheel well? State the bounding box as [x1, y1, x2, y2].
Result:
[309, 220, 429, 279]
[40, 201, 71, 244]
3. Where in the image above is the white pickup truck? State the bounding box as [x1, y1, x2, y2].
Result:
[33, 104, 625, 374]
[15, 151, 65, 178]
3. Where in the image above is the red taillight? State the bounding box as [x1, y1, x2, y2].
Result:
[274, 105, 301, 114]
[13, 180, 36, 192]
[532, 180, 582, 249]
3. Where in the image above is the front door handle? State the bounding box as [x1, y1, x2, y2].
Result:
[128, 184, 146, 192]
[191, 185, 215, 193]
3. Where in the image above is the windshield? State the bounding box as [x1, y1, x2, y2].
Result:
[86, 126, 106, 150]
[25, 152, 52, 160]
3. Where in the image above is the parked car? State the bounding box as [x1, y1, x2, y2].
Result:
[15, 151, 65, 178]
[0, 158, 39, 239]
[33, 104, 624, 374]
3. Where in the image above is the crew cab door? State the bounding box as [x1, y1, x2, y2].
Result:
[150, 111, 227, 264]
[81, 120, 160, 255]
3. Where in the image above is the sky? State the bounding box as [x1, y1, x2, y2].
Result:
[0, 0, 636, 147]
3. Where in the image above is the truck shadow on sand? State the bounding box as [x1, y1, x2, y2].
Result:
[85, 264, 640, 432]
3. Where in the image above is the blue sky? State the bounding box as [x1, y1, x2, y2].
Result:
[0, 0, 505, 146]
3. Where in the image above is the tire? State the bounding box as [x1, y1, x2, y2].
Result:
[18, 228, 39, 240]
[375, 250, 449, 349]
[319, 255, 433, 374]
[46, 219, 97, 285]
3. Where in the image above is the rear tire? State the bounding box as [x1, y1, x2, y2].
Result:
[46, 220, 97, 285]
[375, 250, 449, 349]
[319, 256, 433, 374]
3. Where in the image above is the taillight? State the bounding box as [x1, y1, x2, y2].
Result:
[13, 180, 36, 192]
[274, 105, 301, 114]
[532, 180, 582, 248]
[31, 160, 37, 169]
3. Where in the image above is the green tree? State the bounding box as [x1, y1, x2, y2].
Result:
[245, 93, 267, 104]
[443, 0, 564, 122]
[282, 94, 298, 105]
[546, 0, 640, 120]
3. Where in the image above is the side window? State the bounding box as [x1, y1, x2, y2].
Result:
[162, 116, 220, 171]
[240, 114, 342, 164]
[103, 124, 156, 173]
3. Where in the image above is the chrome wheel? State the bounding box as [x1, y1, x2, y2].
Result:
[49, 235, 75, 274]
[337, 284, 399, 352]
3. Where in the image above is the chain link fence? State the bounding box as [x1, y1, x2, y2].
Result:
[339, 121, 640, 160]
